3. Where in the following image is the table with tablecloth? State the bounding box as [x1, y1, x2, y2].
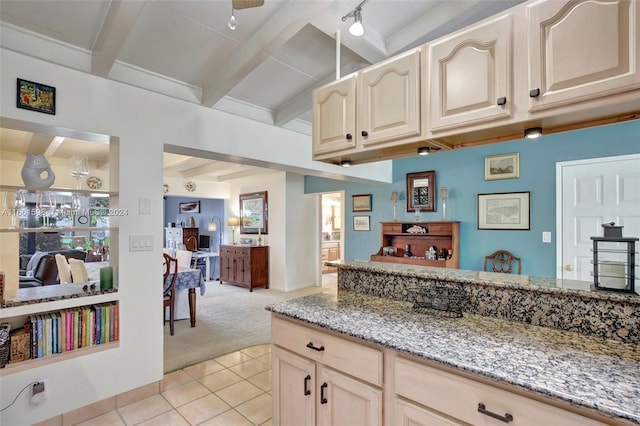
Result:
[164, 268, 205, 327]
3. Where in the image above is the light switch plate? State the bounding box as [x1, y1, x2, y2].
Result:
[130, 235, 153, 251]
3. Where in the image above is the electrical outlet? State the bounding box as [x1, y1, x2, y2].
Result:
[31, 380, 47, 404]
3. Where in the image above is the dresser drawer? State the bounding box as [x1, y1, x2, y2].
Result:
[426, 223, 452, 235]
[272, 316, 383, 386]
[395, 357, 604, 426]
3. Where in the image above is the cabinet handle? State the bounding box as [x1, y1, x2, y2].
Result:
[346, 133, 352, 140]
[361, 130, 368, 137]
[529, 88, 540, 98]
[320, 382, 328, 404]
[304, 375, 311, 396]
[477, 403, 513, 423]
[306, 342, 325, 352]
[497, 97, 507, 106]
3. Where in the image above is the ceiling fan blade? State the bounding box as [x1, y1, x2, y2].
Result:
[232, 0, 264, 9]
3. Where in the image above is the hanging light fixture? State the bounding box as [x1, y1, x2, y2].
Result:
[228, 5, 238, 30]
[342, 0, 369, 37]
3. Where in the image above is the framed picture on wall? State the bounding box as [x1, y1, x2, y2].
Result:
[478, 192, 530, 230]
[353, 215, 370, 231]
[179, 201, 200, 214]
[352, 194, 372, 212]
[485, 153, 520, 180]
[406, 171, 435, 212]
[240, 191, 268, 234]
[17, 78, 56, 115]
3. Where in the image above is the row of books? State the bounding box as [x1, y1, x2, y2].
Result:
[28, 302, 119, 359]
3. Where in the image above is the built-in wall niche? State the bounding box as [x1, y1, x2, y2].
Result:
[0, 122, 118, 303]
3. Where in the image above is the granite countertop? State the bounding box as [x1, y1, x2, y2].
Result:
[332, 259, 640, 304]
[267, 290, 640, 424]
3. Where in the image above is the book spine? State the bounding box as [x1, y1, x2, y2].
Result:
[51, 313, 57, 354]
[37, 315, 43, 358]
[113, 304, 119, 342]
[73, 309, 79, 351]
[30, 315, 37, 359]
[101, 305, 107, 344]
[95, 306, 101, 345]
[60, 310, 66, 353]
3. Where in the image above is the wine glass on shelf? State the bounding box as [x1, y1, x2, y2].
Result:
[37, 191, 56, 227]
[69, 154, 89, 190]
[13, 190, 26, 228]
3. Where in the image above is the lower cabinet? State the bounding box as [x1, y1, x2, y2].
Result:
[219, 245, 269, 291]
[271, 317, 383, 426]
[272, 315, 609, 426]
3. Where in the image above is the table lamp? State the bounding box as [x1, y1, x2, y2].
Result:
[228, 217, 240, 245]
[390, 191, 399, 221]
[439, 187, 449, 221]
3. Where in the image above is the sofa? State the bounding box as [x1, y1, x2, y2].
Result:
[19, 249, 87, 288]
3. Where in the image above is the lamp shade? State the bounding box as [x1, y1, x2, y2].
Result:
[228, 217, 240, 227]
[439, 187, 449, 200]
[390, 191, 399, 202]
[208, 222, 217, 232]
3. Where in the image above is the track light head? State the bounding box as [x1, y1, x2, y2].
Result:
[417, 147, 430, 156]
[340, 160, 352, 167]
[228, 7, 237, 30]
[349, 9, 364, 36]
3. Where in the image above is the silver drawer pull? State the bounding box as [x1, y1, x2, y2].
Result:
[478, 403, 513, 423]
[306, 342, 325, 352]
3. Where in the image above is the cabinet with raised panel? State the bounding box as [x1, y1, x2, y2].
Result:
[272, 316, 383, 426]
[429, 13, 513, 132]
[219, 245, 269, 292]
[526, 0, 640, 113]
[312, 47, 423, 162]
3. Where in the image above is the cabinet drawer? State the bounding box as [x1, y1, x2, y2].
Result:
[426, 223, 452, 235]
[272, 317, 383, 386]
[383, 223, 403, 233]
[395, 357, 603, 426]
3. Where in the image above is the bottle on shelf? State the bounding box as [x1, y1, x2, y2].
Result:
[404, 244, 413, 258]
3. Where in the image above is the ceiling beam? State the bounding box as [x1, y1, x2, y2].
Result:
[201, 0, 331, 107]
[27, 134, 57, 156]
[91, 0, 146, 77]
[180, 161, 233, 179]
[273, 61, 366, 126]
[217, 167, 275, 182]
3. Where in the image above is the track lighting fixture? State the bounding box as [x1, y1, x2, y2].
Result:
[524, 127, 543, 139]
[342, 0, 369, 37]
[228, 5, 238, 30]
[418, 147, 430, 156]
[340, 160, 352, 167]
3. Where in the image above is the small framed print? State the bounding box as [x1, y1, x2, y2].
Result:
[485, 153, 519, 180]
[406, 171, 435, 212]
[478, 192, 530, 230]
[179, 201, 200, 214]
[352, 194, 372, 212]
[17, 78, 56, 115]
[353, 215, 370, 231]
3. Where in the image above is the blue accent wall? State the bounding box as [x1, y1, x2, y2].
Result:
[163, 196, 225, 252]
[305, 120, 640, 277]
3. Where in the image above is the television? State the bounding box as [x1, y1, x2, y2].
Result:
[198, 235, 210, 251]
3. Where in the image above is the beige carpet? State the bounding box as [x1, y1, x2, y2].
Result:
[163, 275, 336, 373]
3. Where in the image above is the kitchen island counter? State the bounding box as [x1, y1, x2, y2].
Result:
[267, 290, 640, 424]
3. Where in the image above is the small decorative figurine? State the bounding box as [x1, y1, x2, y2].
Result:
[21, 154, 55, 188]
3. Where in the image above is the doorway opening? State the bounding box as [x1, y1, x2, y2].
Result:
[320, 191, 344, 290]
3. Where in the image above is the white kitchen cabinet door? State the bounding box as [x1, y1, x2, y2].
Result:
[316, 365, 383, 426]
[429, 14, 513, 131]
[527, 0, 640, 112]
[272, 346, 315, 426]
[312, 74, 357, 155]
[358, 47, 422, 147]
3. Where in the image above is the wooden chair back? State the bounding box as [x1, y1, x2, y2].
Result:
[484, 250, 522, 275]
[163, 253, 178, 335]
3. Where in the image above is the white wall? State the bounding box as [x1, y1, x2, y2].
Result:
[0, 44, 386, 424]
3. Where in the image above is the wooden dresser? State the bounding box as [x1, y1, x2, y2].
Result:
[220, 245, 269, 292]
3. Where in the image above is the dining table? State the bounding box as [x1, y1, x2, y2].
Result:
[165, 267, 205, 327]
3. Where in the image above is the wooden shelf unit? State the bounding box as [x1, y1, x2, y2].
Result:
[371, 221, 459, 268]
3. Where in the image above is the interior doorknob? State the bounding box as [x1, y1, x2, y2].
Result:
[565, 264, 574, 271]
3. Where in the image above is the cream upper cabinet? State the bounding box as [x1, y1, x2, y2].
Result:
[527, 0, 640, 112]
[429, 14, 513, 131]
[358, 47, 422, 147]
[312, 74, 357, 156]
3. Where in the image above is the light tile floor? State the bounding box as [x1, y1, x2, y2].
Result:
[76, 344, 273, 426]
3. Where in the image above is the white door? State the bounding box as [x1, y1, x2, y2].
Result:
[557, 154, 640, 287]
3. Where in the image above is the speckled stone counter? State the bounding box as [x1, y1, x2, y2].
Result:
[267, 290, 640, 424]
[334, 260, 640, 344]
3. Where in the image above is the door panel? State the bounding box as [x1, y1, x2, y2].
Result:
[559, 154, 640, 288]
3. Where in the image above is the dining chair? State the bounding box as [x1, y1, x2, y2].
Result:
[175, 249, 194, 269]
[484, 250, 522, 274]
[163, 253, 178, 336]
[55, 253, 72, 284]
[69, 258, 90, 282]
